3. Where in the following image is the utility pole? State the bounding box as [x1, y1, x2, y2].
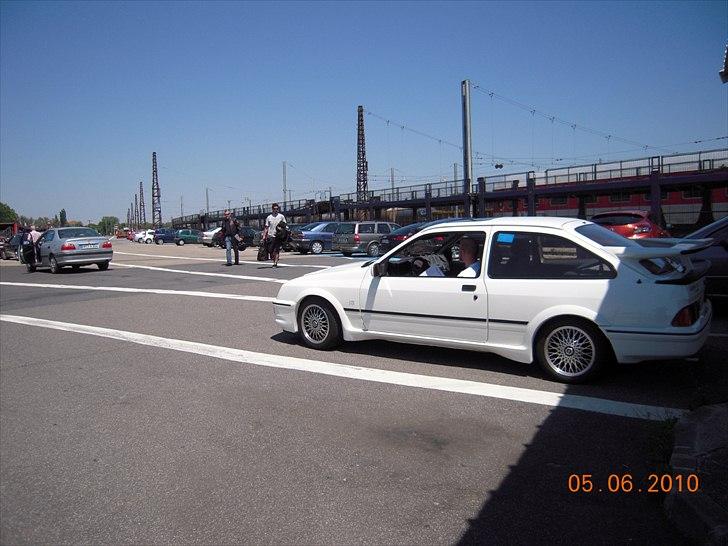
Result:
[390, 167, 395, 194]
[282, 161, 287, 207]
[356, 105, 368, 220]
[205, 187, 210, 215]
[453, 163, 458, 182]
[461, 79, 473, 217]
[151, 152, 162, 227]
[180, 195, 184, 217]
[227, 199, 232, 210]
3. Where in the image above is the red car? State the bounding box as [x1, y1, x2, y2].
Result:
[590, 210, 670, 239]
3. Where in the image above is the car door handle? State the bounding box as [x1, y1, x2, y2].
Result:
[461, 285, 476, 292]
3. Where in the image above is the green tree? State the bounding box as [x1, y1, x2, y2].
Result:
[59, 209, 67, 227]
[98, 216, 120, 235]
[0, 202, 18, 223]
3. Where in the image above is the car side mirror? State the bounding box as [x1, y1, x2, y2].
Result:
[372, 261, 388, 277]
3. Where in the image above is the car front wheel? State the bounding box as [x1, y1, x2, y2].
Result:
[535, 318, 610, 384]
[298, 298, 342, 350]
[311, 241, 324, 254]
[177, 240, 185, 246]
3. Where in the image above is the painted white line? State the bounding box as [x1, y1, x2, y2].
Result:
[115, 251, 329, 269]
[112, 262, 287, 283]
[0, 314, 685, 421]
[0, 282, 274, 303]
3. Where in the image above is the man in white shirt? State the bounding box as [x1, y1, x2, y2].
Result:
[263, 203, 286, 267]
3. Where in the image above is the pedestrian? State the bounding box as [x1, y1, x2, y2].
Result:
[263, 203, 286, 268]
[29, 225, 41, 243]
[220, 210, 240, 266]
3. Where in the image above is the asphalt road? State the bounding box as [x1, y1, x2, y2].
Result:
[1, 240, 726, 544]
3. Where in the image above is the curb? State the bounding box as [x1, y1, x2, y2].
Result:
[665, 403, 728, 545]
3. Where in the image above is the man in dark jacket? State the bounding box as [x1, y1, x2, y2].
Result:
[221, 210, 240, 266]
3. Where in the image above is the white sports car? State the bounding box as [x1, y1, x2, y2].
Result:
[273, 217, 712, 383]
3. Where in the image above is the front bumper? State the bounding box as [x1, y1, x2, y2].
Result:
[607, 299, 713, 363]
[273, 300, 297, 333]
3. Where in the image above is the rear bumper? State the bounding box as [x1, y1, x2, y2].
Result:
[333, 243, 366, 253]
[57, 250, 113, 265]
[607, 300, 712, 363]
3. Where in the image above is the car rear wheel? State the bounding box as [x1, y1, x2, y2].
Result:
[26, 263, 36, 273]
[97, 261, 109, 270]
[49, 255, 61, 274]
[177, 240, 185, 246]
[145, 239, 152, 244]
[298, 298, 342, 350]
[311, 241, 324, 254]
[156, 239, 163, 245]
[367, 242, 380, 257]
[535, 318, 610, 384]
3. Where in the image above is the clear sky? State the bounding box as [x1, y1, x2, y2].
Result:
[1, 0, 726, 223]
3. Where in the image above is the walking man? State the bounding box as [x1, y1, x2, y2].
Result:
[263, 203, 286, 268]
[220, 210, 240, 266]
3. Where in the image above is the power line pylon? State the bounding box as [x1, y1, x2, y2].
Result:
[356, 105, 368, 220]
[134, 194, 139, 229]
[139, 181, 147, 226]
[151, 152, 162, 227]
[127, 207, 131, 228]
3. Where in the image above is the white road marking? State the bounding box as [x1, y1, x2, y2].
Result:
[115, 251, 329, 269]
[0, 282, 274, 303]
[0, 314, 685, 421]
[112, 262, 287, 283]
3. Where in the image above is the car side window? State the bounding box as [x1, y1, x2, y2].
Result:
[44, 231, 55, 242]
[488, 231, 616, 279]
[323, 223, 338, 232]
[384, 231, 485, 278]
[358, 224, 375, 234]
[377, 223, 391, 234]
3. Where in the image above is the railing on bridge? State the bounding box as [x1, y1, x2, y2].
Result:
[171, 148, 727, 228]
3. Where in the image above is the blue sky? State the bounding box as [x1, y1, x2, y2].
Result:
[1, 0, 726, 222]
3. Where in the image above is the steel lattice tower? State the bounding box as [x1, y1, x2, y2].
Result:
[134, 194, 139, 229]
[356, 105, 368, 204]
[139, 181, 147, 226]
[151, 152, 162, 227]
[127, 207, 131, 228]
[130, 202, 135, 229]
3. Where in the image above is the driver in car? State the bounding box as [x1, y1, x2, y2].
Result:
[457, 237, 481, 277]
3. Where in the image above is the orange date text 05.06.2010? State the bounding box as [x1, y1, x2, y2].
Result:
[567, 473, 699, 494]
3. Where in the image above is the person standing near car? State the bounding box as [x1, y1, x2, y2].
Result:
[263, 203, 286, 268]
[220, 210, 240, 266]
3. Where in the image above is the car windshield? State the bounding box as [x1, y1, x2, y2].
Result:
[58, 228, 100, 239]
[591, 213, 644, 226]
[390, 222, 425, 236]
[575, 224, 639, 247]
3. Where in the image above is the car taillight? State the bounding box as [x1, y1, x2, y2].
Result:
[392, 235, 407, 242]
[671, 302, 699, 327]
[354, 234, 360, 243]
[102, 241, 112, 249]
[61, 243, 76, 250]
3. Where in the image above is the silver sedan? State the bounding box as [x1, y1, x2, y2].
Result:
[28, 227, 113, 273]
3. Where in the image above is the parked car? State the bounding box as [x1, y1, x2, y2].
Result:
[635, 216, 728, 299]
[590, 210, 670, 239]
[331, 221, 401, 257]
[202, 227, 222, 247]
[212, 225, 257, 250]
[126, 230, 136, 241]
[379, 218, 475, 254]
[134, 229, 156, 243]
[0, 233, 22, 260]
[291, 221, 340, 254]
[273, 217, 712, 384]
[26, 227, 113, 273]
[174, 229, 203, 245]
[153, 228, 177, 245]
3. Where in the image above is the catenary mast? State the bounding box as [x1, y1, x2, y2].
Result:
[151, 152, 162, 227]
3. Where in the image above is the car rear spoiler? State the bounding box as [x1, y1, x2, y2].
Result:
[607, 238, 714, 259]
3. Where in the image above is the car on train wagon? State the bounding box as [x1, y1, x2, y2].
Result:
[590, 210, 670, 239]
[273, 217, 712, 384]
[26, 227, 113, 273]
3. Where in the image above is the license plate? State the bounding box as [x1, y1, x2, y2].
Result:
[80, 243, 99, 249]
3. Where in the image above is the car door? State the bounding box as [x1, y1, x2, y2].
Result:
[321, 223, 339, 249]
[358, 229, 489, 344]
[37, 231, 54, 266]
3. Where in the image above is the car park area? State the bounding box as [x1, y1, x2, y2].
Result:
[1, 237, 726, 543]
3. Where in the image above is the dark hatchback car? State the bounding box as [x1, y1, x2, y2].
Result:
[0, 233, 22, 260]
[213, 225, 257, 250]
[153, 228, 178, 244]
[379, 218, 469, 254]
[684, 216, 728, 298]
